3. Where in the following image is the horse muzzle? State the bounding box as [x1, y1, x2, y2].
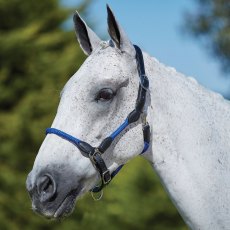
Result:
[26, 167, 82, 219]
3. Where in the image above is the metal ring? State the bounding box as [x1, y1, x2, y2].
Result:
[90, 189, 103, 201]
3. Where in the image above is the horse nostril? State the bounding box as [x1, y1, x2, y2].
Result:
[37, 175, 56, 203]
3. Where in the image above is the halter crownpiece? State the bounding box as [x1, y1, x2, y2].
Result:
[46, 44, 150, 194]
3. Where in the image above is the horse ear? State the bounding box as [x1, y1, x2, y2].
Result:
[73, 12, 102, 56]
[107, 5, 135, 56]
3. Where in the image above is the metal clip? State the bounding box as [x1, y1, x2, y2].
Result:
[91, 189, 103, 201]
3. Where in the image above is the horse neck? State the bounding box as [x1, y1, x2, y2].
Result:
[143, 52, 230, 229]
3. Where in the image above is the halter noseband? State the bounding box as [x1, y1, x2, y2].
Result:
[46, 45, 150, 194]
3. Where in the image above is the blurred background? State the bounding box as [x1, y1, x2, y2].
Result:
[0, 0, 229, 229]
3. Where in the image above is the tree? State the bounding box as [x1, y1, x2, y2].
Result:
[0, 1, 186, 229]
[0, 1, 88, 229]
[184, 0, 230, 75]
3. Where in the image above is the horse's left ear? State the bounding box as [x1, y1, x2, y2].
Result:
[107, 5, 135, 56]
[73, 11, 102, 56]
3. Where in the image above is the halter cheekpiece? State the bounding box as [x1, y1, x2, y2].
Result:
[46, 44, 150, 194]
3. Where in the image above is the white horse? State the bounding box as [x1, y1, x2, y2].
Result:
[26, 6, 230, 229]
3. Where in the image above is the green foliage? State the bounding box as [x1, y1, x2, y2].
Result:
[0, 0, 187, 229]
[184, 0, 230, 74]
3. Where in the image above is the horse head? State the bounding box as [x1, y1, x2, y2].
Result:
[26, 6, 149, 219]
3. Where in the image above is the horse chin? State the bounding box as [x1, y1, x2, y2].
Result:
[53, 197, 76, 219]
[33, 191, 80, 220]
[52, 188, 82, 219]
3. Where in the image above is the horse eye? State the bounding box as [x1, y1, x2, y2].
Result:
[95, 88, 115, 102]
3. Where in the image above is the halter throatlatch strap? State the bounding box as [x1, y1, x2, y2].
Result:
[45, 44, 150, 194]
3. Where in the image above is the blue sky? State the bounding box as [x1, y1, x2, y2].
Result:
[62, 0, 230, 97]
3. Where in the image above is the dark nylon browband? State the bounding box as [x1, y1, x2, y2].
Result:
[46, 44, 150, 193]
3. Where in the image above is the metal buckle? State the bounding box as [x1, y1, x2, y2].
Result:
[89, 148, 101, 164]
[102, 170, 111, 184]
[95, 148, 102, 154]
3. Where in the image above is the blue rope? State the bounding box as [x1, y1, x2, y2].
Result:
[141, 142, 149, 154]
[46, 128, 82, 146]
[111, 164, 124, 178]
[109, 119, 129, 140]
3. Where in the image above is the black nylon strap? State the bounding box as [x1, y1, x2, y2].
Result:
[90, 152, 111, 181]
[134, 45, 146, 76]
[143, 124, 150, 143]
[134, 45, 149, 114]
[89, 151, 111, 193]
